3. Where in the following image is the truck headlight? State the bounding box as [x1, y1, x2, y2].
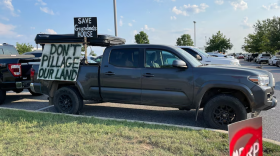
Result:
[249, 75, 269, 86]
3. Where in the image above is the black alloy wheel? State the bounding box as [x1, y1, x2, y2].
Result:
[54, 87, 83, 114]
[203, 95, 247, 130]
[58, 94, 73, 112]
[212, 105, 236, 126]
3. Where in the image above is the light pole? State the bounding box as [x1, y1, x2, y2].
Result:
[193, 21, 196, 47]
[113, 0, 118, 36]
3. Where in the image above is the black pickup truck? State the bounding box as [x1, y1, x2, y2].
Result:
[0, 43, 42, 104]
[31, 34, 277, 130]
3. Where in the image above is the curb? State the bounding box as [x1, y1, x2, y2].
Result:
[0, 107, 279, 146]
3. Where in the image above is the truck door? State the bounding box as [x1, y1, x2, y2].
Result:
[141, 49, 193, 107]
[100, 48, 142, 104]
[0, 49, 3, 54]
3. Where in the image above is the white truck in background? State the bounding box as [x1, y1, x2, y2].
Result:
[178, 46, 240, 66]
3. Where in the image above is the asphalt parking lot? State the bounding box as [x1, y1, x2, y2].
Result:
[1, 59, 279, 141]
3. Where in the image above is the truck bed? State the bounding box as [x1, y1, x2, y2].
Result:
[0, 55, 40, 90]
[32, 64, 101, 100]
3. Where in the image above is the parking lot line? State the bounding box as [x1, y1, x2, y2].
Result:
[36, 105, 53, 111]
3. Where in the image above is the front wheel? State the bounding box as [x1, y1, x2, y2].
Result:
[203, 95, 247, 130]
[54, 86, 83, 114]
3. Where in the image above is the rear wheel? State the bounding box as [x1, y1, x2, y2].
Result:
[0, 89, 6, 104]
[28, 88, 43, 96]
[54, 87, 83, 114]
[203, 95, 247, 130]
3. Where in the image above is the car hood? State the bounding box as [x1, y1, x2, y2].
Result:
[203, 57, 239, 64]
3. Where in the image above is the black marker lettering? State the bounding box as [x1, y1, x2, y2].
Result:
[41, 55, 48, 66]
[50, 44, 57, 55]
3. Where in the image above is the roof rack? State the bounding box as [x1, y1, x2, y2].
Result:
[34, 34, 126, 47]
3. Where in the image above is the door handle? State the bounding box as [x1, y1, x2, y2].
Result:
[143, 73, 154, 77]
[105, 71, 115, 75]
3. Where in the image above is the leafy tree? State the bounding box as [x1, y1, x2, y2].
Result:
[135, 31, 149, 44]
[90, 50, 96, 56]
[16, 43, 34, 54]
[205, 31, 233, 52]
[81, 45, 85, 52]
[243, 17, 280, 55]
[176, 34, 194, 46]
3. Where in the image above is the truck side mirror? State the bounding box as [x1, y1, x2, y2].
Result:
[172, 60, 187, 68]
[196, 54, 202, 60]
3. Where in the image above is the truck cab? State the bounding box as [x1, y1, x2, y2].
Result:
[0, 43, 19, 55]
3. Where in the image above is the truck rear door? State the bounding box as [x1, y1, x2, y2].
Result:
[100, 48, 142, 104]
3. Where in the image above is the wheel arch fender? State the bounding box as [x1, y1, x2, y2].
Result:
[194, 81, 254, 120]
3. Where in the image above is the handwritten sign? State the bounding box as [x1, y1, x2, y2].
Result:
[74, 17, 97, 38]
[229, 117, 263, 156]
[37, 44, 82, 81]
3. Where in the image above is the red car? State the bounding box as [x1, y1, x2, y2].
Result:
[237, 55, 244, 59]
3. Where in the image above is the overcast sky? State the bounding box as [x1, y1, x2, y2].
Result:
[0, 0, 279, 56]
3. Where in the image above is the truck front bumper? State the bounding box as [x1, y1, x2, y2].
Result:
[30, 83, 42, 94]
[251, 85, 277, 111]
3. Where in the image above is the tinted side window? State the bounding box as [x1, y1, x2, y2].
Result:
[182, 48, 198, 57]
[109, 49, 139, 68]
[3, 46, 18, 55]
[145, 49, 182, 68]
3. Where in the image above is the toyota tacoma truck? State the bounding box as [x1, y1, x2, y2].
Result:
[30, 34, 277, 130]
[0, 43, 42, 104]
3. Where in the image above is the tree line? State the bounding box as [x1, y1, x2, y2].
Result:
[242, 17, 280, 55]
[134, 31, 233, 53]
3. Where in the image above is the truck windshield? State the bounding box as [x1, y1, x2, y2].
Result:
[175, 48, 202, 67]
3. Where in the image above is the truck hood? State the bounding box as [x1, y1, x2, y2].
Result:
[196, 65, 274, 87]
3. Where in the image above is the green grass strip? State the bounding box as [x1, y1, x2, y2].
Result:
[0, 109, 279, 156]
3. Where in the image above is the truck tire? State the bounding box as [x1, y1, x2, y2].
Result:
[0, 89, 6, 104]
[203, 95, 247, 130]
[53, 87, 83, 114]
[28, 88, 43, 96]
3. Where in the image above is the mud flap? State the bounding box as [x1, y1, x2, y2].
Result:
[195, 107, 199, 121]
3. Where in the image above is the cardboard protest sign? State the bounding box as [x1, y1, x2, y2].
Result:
[74, 17, 97, 38]
[229, 117, 262, 156]
[37, 44, 82, 81]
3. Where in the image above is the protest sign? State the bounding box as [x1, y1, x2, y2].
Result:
[37, 44, 82, 81]
[229, 117, 262, 156]
[74, 17, 97, 38]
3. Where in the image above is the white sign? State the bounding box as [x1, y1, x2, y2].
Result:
[37, 44, 82, 81]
